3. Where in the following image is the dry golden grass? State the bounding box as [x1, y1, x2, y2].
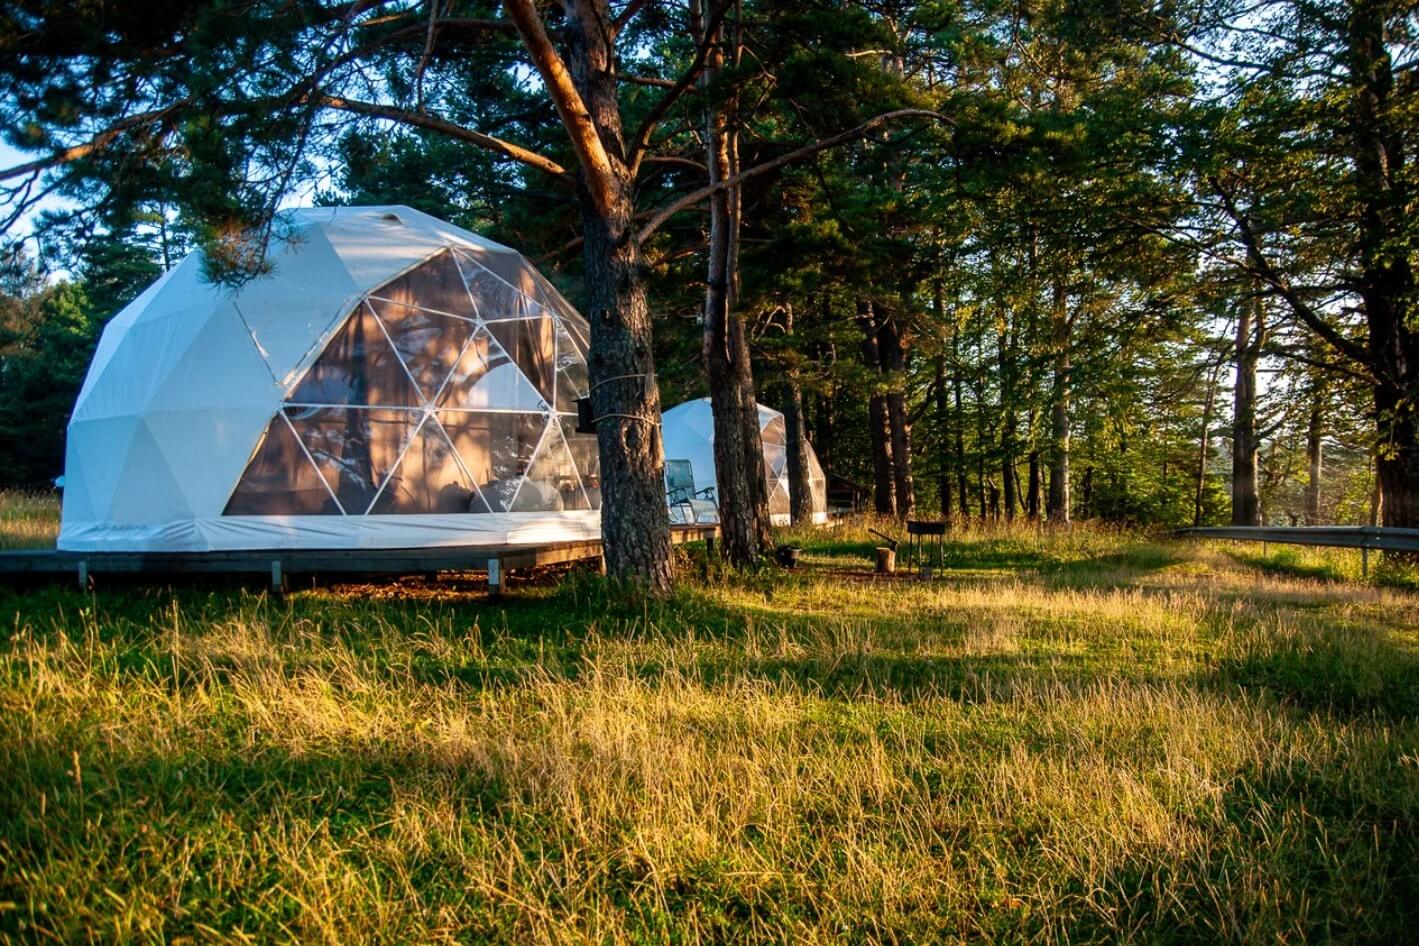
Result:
[1, 509, 1417, 943]
[0, 490, 59, 550]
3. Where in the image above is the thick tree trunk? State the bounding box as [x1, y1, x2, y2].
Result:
[1349, 1, 1419, 534]
[699, 0, 771, 565]
[556, 0, 672, 589]
[1047, 281, 1071, 522]
[1231, 302, 1263, 526]
[580, 207, 672, 589]
[859, 300, 896, 515]
[877, 307, 915, 519]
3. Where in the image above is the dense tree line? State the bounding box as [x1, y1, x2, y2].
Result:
[1, 0, 1411, 584]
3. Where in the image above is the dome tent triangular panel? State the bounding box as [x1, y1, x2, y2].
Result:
[660, 398, 829, 526]
[60, 206, 601, 552]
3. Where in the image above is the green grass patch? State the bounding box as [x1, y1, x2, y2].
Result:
[2, 504, 1418, 943]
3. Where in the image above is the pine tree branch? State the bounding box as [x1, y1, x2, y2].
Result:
[1210, 177, 1373, 369]
[0, 103, 189, 182]
[635, 109, 951, 243]
[613, 0, 654, 36]
[316, 95, 571, 179]
[504, 0, 620, 217]
[626, 0, 733, 174]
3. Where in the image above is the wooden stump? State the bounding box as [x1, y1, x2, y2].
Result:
[875, 547, 896, 575]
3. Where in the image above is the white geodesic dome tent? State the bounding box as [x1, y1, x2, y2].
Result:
[59, 205, 601, 552]
[661, 398, 828, 526]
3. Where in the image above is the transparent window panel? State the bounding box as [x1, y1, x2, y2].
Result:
[369, 249, 475, 319]
[370, 414, 489, 514]
[564, 423, 601, 510]
[762, 440, 787, 479]
[768, 477, 791, 516]
[224, 415, 340, 515]
[458, 247, 541, 301]
[367, 298, 476, 402]
[529, 270, 586, 325]
[808, 447, 828, 513]
[287, 303, 421, 407]
[486, 317, 556, 405]
[513, 420, 588, 512]
[438, 329, 543, 411]
[553, 320, 590, 412]
[438, 410, 547, 512]
[761, 416, 786, 448]
[561, 314, 591, 353]
[453, 251, 525, 321]
[286, 406, 422, 514]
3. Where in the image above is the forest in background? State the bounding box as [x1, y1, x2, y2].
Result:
[0, 0, 1411, 536]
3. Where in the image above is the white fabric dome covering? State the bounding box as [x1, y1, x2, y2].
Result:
[661, 398, 828, 526]
[60, 206, 601, 551]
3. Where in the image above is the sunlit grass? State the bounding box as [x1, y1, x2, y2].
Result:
[0, 490, 59, 549]
[1, 503, 1417, 942]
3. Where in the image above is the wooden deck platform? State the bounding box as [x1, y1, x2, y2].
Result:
[0, 524, 719, 594]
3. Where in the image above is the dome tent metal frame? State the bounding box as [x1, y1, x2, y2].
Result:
[60, 206, 601, 552]
[660, 398, 828, 526]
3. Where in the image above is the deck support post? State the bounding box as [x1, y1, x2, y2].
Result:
[487, 558, 503, 599]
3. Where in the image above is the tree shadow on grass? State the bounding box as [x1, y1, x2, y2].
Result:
[1198, 619, 1419, 722]
[1226, 548, 1351, 583]
[800, 536, 1182, 589]
[0, 735, 530, 944]
[1043, 757, 1419, 944]
[695, 647, 1166, 705]
[1030, 544, 1182, 589]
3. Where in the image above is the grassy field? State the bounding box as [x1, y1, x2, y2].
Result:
[0, 491, 61, 550]
[1, 493, 1417, 944]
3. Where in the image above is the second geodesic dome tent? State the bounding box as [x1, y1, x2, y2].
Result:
[660, 398, 828, 526]
[60, 206, 600, 551]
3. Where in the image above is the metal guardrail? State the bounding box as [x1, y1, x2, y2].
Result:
[1174, 525, 1419, 577]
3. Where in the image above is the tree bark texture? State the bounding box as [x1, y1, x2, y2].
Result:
[935, 353, 952, 518]
[954, 328, 969, 516]
[783, 303, 814, 524]
[698, 0, 771, 565]
[877, 306, 915, 519]
[859, 300, 896, 515]
[999, 315, 1017, 520]
[1047, 280, 1071, 522]
[553, 0, 673, 589]
[1348, 1, 1419, 535]
[1231, 301, 1263, 526]
[1194, 361, 1221, 527]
